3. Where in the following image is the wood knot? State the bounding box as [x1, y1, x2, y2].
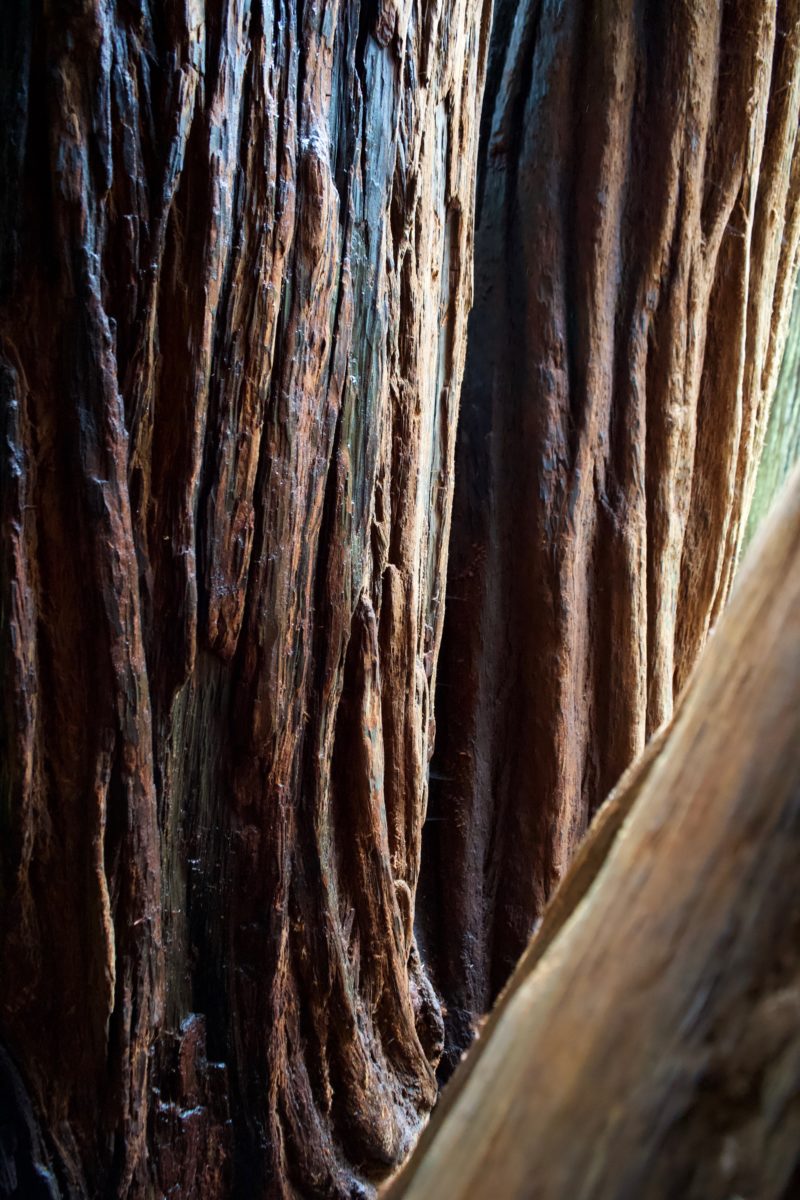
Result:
[298, 137, 333, 258]
[373, 0, 398, 47]
[394, 878, 413, 954]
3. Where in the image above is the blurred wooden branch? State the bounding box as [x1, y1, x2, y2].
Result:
[390, 467, 800, 1200]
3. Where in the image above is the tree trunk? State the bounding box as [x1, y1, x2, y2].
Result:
[3, 1, 799, 1195]
[390, 466, 800, 1200]
[744, 282, 800, 547]
[420, 0, 800, 1071]
[0, 1, 489, 1195]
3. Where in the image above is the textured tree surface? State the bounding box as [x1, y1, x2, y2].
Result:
[0, 0, 489, 1195]
[745, 283, 800, 545]
[420, 0, 800, 1069]
[390, 467, 800, 1200]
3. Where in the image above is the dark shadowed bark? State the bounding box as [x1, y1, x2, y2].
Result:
[0, 0, 489, 1195]
[420, 0, 800, 1071]
[392, 467, 800, 1200]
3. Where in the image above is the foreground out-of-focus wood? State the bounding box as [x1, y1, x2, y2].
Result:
[389, 467, 800, 1200]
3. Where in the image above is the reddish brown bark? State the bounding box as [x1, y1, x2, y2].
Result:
[0, 0, 489, 1195]
[2, 1, 799, 1194]
[420, 0, 800, 1071]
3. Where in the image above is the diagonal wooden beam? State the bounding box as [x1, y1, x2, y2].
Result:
[389, 466, 800, 1200]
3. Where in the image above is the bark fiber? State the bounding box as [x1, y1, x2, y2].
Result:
[0, 0, 489, 1194]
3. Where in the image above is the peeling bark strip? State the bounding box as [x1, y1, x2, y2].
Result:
[421, 0, 800, 1068]
[0, 0, 489, 1194]
[391, 468, 800, 1200]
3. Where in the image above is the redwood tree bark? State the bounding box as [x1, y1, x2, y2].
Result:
[420, 0, 800, 1071]
[0, 1, 489, 1195]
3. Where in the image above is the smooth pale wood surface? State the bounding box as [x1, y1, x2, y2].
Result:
[390, 467, 800, 1200]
